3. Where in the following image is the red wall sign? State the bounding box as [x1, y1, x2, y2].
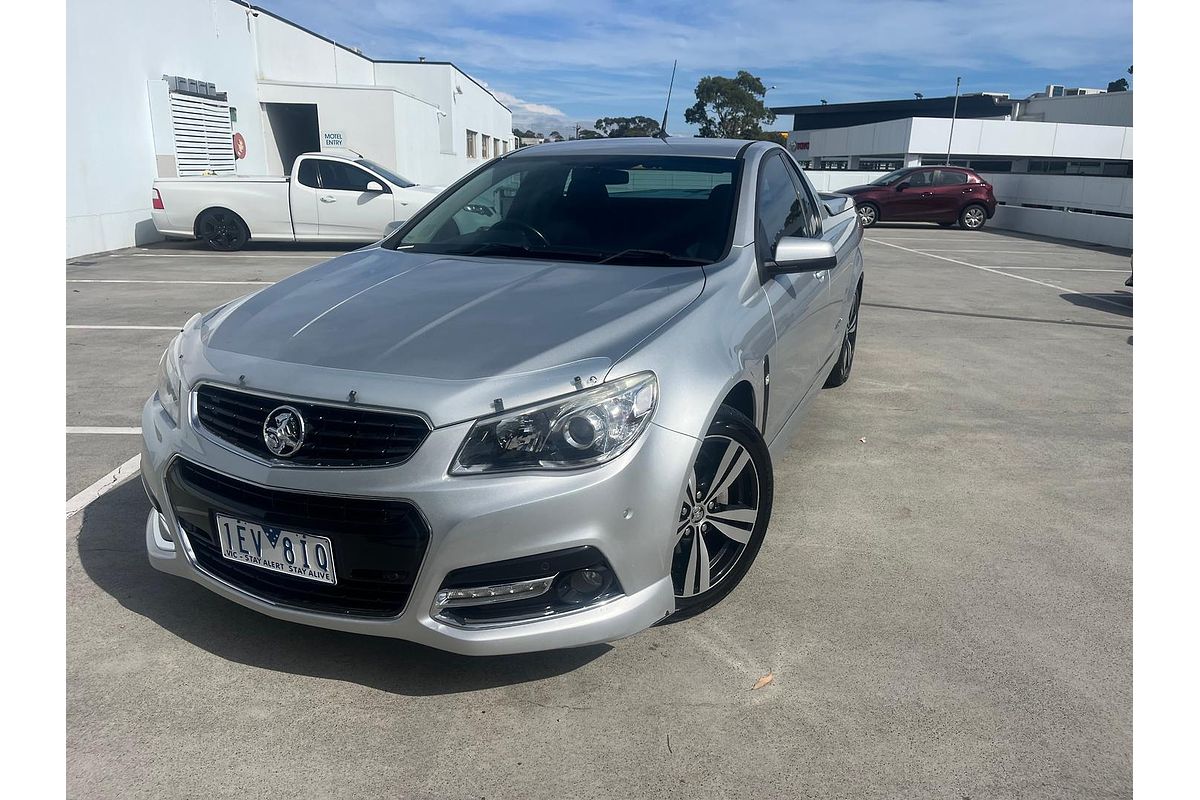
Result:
[232, 132, 247, 160]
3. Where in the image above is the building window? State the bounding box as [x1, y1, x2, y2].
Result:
[466, 130, 477, 158]
[968, 160, 1013, 172]
[482, 135, 490, 159]
[858, 159, 903, 171]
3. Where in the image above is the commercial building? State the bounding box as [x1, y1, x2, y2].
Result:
[67, 0, 514, 257]
[772, 88, 1133, 248]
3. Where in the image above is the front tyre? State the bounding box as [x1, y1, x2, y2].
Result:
[856, 203, 879, 228]
[823, 281, 861, 388]
[668, 406, 773, 620]
[959, 204, 987, 230]
[197, 208, 250, 251]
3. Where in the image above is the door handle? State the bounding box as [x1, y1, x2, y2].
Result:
[320, 196, 336, 203]
[920, 191, 933, 197]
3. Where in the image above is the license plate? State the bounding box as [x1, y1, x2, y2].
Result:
[214, 514, 337, 585]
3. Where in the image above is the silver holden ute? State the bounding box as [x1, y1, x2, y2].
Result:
[141, 137, 864, 655]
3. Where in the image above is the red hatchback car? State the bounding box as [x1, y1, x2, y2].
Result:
[838, 166, 996, 230]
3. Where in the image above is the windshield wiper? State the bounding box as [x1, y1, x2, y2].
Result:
[463, 242, 605, 261]
[596, 249, 707, 266]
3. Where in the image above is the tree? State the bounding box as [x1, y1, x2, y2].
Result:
[684, 71, 776, 139]
[577, 128, 604, 139]
[547, 131, 564, 142]
[1107, 78, 1129, 92]
[595, 115, 663, 137]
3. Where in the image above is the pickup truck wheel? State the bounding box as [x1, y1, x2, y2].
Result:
[197, 209, 249, 251]
[665, 405, 773, 622]
[959, 204, 988, 230]
[856, 203, 879, 228]
[824, 282, 861, 388]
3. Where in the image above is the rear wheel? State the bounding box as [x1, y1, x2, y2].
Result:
[959, 204, 987, 230]
[667, 406, 773, 621]
[197, 208, 249, 251]
[856, 203, 879, 228]
[824, 282, 861, 388]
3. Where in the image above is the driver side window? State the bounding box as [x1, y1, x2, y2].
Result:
[316, 161, 382, 192]
[906, 169, 935, 188]
[756, 153, 809, 265]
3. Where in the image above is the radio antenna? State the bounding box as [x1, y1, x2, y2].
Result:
[656, 60, 677, 139]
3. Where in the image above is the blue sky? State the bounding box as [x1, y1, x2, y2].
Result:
[260, 0, 1132, 135]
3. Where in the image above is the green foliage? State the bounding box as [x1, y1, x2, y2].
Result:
[1107, 78, 1129, 92]
[576, 128, 604, 139]
[594, 116, 663, 137]
[684, 71, 777, 139]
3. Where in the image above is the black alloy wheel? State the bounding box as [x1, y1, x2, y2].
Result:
[198, 209, 250, 251]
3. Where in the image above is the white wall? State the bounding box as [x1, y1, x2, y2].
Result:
[67, 0, 267, 257]
[990, 206, 1131, 249]
[806, 116, 1133, 162]
[982, 173, 1132, 216]
[1017, 91, 1133, 126]
[252, 11, 375, 85]
[374, 63, 514, 185]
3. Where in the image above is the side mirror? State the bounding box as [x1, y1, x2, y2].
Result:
[366, 180, 385, 193]
[769, 237, 837, 275]
[895, 181, 910, 192]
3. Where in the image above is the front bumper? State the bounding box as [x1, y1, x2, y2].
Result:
[140, 395, 696, 655]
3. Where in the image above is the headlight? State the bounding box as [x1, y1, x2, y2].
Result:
[155, 334, 183, 425]
[451, 372, 657, 474]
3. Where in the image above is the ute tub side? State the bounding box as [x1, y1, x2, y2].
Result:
[151, 177, 297, 242]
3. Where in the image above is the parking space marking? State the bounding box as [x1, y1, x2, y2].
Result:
[67, 427, 142, 435]
[975, 266, 1128, 272]
[866, 238, 1131, 311]
[913, 249, 1064, 254]
[65, 454, 141, 518]
[67, 325, 181, 330]
[68, 279, 275, 285]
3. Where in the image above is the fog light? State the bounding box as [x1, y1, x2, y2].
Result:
[556, 566, 613, 605]
[432, 575, 556, 614]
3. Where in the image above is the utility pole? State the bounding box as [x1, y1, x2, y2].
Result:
[945, 76, 961, 166]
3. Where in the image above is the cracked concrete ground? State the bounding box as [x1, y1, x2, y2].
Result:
[67, 227, 1131, 799]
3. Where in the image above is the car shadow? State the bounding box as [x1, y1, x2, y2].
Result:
[74, 480, 610, 695]
[1060, 291, 1132, 317]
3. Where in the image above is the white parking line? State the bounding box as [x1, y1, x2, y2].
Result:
[67, 427, 142, 435]
[975, 266, 1128, 273]
[65, 454, 141, 518]
[67, 279, 274, 285]
[866, 238, 1130, 311]
[911, 249, 1063, 254]
[67, 325, 180, 330]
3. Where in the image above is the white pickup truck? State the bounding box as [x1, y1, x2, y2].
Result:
[151, 152, 443, 250]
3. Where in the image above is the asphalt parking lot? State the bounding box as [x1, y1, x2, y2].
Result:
[66, 226, 1132, 799]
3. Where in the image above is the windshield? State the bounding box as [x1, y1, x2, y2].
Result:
[386, 154, 741, 265]
[870, 168, 911, 186]
[357, 158, 415, 188]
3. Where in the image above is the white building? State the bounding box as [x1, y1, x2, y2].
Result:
[67, 0, 514, 257]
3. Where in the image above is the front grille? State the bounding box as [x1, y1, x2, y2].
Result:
[194, 383, 430, 467]
[165, 459, 430, 617]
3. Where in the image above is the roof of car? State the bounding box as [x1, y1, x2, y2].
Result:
[505, 136, 762, 159]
